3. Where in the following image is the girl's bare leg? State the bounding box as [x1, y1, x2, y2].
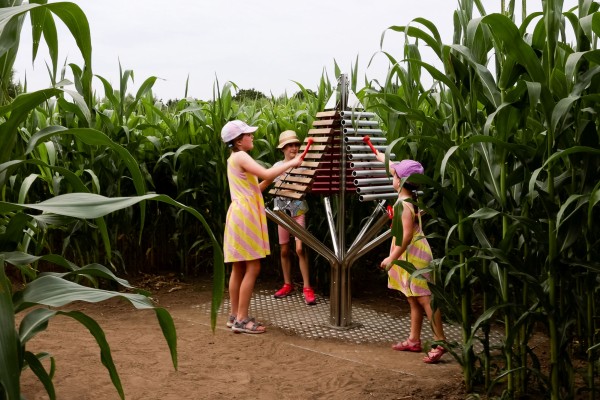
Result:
[296, 240, 310, 288]
[407, 296, 425, 341]
[236, 259, 261, 321]
[417, 295, 446, 341]
[280, 243, 292, 284]
[228, 261, 245, 317]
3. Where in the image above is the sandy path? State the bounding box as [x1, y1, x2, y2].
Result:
[20, 283, 465, 400]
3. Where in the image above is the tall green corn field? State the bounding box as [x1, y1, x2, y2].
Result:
[1, 0, 599, 399]
[370, 0, 600, 398]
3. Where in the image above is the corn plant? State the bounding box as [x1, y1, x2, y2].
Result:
[372, 0, 600, 398]
[0, 106, 226, 400]
[0, 190, 228, 399]
[0, 3, 226, 399]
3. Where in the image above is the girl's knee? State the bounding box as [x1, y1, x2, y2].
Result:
[280, 243, 291, 258]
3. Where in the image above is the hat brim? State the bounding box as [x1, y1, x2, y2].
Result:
[277, 139, 301, 149]
[243, 126, 258, 134]
[228, 125, 258, 143]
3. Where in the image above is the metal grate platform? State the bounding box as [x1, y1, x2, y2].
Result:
[200, 288, 501, 346]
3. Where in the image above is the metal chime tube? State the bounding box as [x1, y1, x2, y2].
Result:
[343, 128, 385, 135]
[347, 153, 377, 160]
[340, 119, 379, 127]
[346, 145, 388, 152]
[340, 110, 377, 118]
[348, 153, 394, 161]
[344, 136, 386, 143]
[359, 193, 398, 201]
[352, 169, 388, 177]
[350, 161, 384, 168]
[355, 185, 396, 193]
[354, 177, 392, 185]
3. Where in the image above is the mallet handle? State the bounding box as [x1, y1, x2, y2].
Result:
[299, 138, 314, 160]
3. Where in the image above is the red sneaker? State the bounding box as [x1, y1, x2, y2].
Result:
[274, 283, 294, 298]
[303, 287, 316, 305]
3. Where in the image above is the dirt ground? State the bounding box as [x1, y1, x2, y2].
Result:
[20, 276, 467, 400]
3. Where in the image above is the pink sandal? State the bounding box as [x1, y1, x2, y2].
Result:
[423, 345, 446, 364]
[392, 338, 422, 352]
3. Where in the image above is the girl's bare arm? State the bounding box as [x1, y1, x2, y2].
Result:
[374, 148, 396, 175]
[235, 151, 301, 181]
[381, 201, 414, 268]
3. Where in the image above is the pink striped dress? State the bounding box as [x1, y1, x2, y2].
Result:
[387, 203, 433, 297]
[223, 157, 270, 262]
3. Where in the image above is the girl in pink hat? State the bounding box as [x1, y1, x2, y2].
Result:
[374, 151, 447, 363]
[221, 120, 303, 334]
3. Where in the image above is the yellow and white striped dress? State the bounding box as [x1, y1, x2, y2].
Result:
[223, 157, 270, 262]
[387, 203, 432, 297]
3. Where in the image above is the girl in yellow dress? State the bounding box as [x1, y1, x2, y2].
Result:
[374, 151, 447, 363]
[221, 120, 302, 334]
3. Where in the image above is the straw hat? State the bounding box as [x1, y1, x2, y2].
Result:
[277, 130, 301, 149]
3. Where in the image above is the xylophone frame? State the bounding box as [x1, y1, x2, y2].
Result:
[266, 74, 393, 328]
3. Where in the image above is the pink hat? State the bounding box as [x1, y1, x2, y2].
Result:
[391, 160, 424, 182]
[221, 120, 258, 143]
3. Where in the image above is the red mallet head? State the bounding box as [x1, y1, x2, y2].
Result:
[362, 135, 378, 155]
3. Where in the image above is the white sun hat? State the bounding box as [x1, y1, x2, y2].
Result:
[221, 120, 258, 143]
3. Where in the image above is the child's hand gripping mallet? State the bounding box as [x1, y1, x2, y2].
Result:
[272, 137, 314, 208]
[365, 135, 393, 272]
[362, 135, 378, 155]
[299, 137, 314, 160]
[299, 137, 314, 161]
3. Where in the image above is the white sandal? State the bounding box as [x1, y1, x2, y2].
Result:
[231, 317, 266, 334]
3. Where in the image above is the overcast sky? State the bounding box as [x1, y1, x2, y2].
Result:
[13, 0, 577, 101]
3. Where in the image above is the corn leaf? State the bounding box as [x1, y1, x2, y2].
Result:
[0, 256, 20, 399]
[0, 192, 224, 330]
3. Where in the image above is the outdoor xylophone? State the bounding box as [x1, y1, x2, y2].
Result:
[268, 108, 396, 201]
[266, 74, 395, 328]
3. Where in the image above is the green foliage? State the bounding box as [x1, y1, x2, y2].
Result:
[292, 88, 316, 100]
[3, 0, 599, 398]
[371, 0, 600, 398]
[5, 69, 21, 99]
[0, 2, 221, 399]
[232, 87, 266, 102]
[1, 251, 177, 400]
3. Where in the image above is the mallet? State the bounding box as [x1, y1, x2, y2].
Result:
[299, 137, 314, 160]
[362, 135, 378, 155]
